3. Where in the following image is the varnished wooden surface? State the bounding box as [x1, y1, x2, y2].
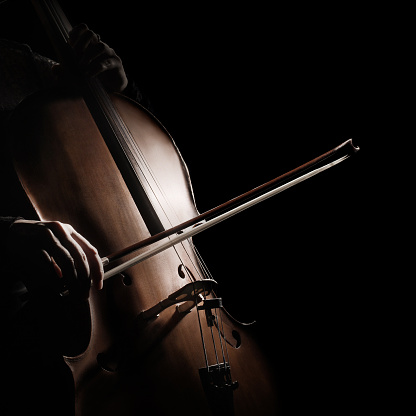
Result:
[10, 90, 279, 415]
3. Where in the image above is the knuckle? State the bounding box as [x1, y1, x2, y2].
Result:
[46, 220, 66, 234]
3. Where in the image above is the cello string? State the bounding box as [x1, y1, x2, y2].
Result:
[82, 31, 222, 368]
[218, 308, 231, 368]
[210, 323, 220, 366]
[214, 307, 227, 365]
[90, 80, 202, 279]
[108, 107, 209, 283]
[192, 245, 214, 281]
[196, 294, 209, 369]
[95, 84, 210, 285]
[193, 246, 228, 365]
[68, 14, 212, 285]
[92, 80, 221, 364]
[94, 41, 232, 377]
[90, 78, 216, 306]
[88, 80, 196, 278]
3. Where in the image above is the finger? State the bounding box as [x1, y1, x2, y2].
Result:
[67, 25, 127, 92]
[71, 230, 104, 291]
[40, 250, 72, 296]
[48, 253, 63, 278]
[69, 24, 99, 59]
[78, 42, 117, 73]
[87, 54, 123, 78]
[40, 223, 90, 300]
[38, 226, 80, 286]
[45, 222, 91, 284]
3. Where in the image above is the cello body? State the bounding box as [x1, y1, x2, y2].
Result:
[10, 88, 278, 415]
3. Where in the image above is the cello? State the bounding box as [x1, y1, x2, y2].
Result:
[8, 1, 358, 414]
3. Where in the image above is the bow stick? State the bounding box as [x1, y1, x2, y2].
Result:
[102, 139, 359, 280]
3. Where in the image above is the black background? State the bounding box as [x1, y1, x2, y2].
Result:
[1, 1, 392, 415]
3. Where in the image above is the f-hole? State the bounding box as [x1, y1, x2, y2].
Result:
[178, 264, 195, 280]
